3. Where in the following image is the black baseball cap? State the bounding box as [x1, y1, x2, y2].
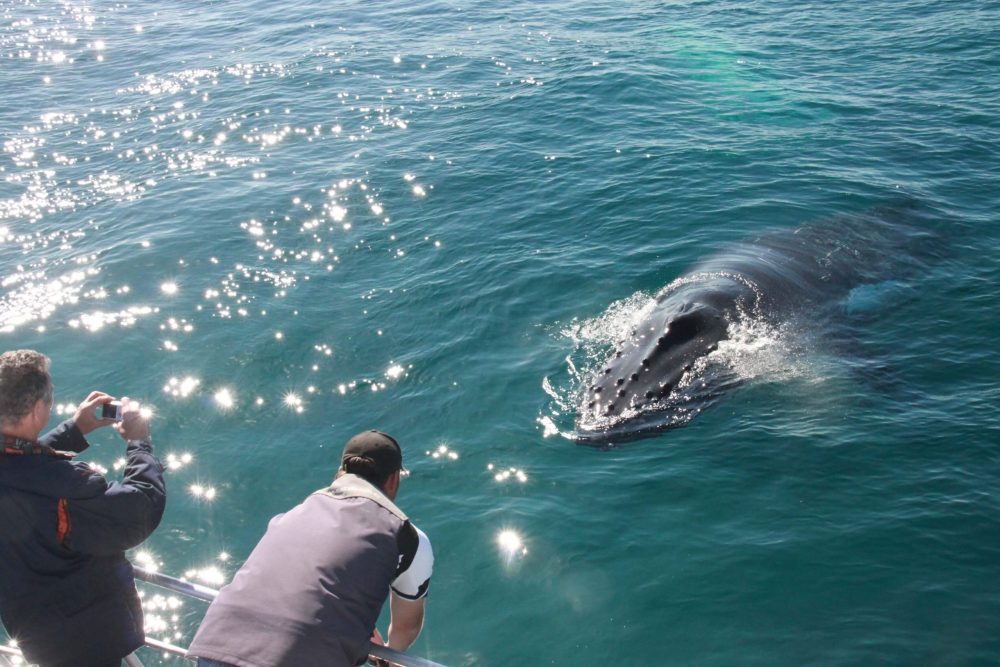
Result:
[341, 430, 404, 478]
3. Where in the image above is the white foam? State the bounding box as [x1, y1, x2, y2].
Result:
[543, 293, 835, 439]
[711, 318, 802, 384]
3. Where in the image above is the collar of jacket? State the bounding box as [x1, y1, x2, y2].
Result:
[1, 433, 76, 459]
[316, 472, 409, 522]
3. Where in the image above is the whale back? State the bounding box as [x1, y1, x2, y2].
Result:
[574, 204, 937, 444]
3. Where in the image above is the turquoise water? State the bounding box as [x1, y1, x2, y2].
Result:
[2, 0, 999, 664]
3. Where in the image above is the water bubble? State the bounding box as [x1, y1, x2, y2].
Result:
[164, 453, 193, 471]
[283, 392, 304, 413]
[184, 566, 226, 587]
[497, 529, 528, 561]
[213, 388, 235, 410]
[164, 376, 201, 398]
[133, 550, 159, 572]
[428, 444, 459, 461]
[491, 465, 528, 483]
[189, 484, 217, 501]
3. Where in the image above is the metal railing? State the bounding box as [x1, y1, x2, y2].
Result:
[0, 646, 154, 667]
[0, 645, 22, 667]
[0, 567, 447, 667]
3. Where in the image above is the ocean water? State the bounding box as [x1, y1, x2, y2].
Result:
[2, 0, 999, 664]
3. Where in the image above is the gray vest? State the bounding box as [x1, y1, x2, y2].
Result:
[187, 474, 409, 667]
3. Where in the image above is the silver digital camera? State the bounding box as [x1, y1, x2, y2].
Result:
[100, 401, 123, 421]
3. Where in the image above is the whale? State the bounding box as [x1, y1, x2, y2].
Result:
[574, 205, 934, 444]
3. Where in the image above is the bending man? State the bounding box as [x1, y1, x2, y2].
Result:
[188, 430, 433, 667]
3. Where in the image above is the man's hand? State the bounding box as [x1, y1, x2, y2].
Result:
[114, 397, 151, 442]
[72, 391, 118, 435]
[368, 629, 390, 667]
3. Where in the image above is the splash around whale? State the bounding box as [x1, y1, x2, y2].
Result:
[573, 203, 936, 445]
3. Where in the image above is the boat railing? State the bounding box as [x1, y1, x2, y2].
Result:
[0, 566, 446, 667]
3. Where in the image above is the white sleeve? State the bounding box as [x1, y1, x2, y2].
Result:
[391, 525, 433, 600]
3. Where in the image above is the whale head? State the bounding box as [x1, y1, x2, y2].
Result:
[575, 300, 730, 442]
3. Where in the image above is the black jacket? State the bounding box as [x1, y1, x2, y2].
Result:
[0, 420, 166, 667]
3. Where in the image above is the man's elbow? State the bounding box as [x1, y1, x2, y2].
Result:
[119, 494, 166, 551]
[396, 613, 424, 637]
[388, 597, 426, 649]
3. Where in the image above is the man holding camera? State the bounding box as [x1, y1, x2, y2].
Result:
[187, 430, 433, 667]
[0, 349, 166, 667]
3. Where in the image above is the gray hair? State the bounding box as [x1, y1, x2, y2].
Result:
[0, 350, 53, 426]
